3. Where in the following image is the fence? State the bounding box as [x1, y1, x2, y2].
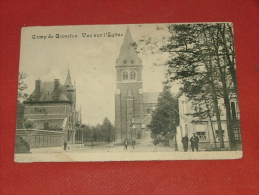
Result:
[16, 129, 64, 148]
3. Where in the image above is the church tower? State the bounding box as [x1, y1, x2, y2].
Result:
[115, 27, 144, 141]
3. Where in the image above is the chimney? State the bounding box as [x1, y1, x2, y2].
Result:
[34, 80, 41, 100]
[54, 79, 60, 90]
[53, 79, 60, 100]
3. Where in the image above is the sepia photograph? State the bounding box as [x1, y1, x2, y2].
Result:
[14, 23, 242, 162]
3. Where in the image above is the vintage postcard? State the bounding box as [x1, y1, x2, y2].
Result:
[14, 23, 242, 162]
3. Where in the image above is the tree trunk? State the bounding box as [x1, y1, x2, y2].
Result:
[202, 28, 225, 148]
[203, 96, 217, 148]
[209, 80, 225, 148]
[211, 26, 236, 150]
[218, 23, 238, 95]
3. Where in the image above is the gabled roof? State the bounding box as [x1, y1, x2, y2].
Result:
[39, 82, 54, 101]
[142, 114, 152, 125]
[27, 69, 75, 103]
[35, 81, 69, 102]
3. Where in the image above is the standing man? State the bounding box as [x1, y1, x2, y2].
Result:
[124, 139, 128, 150]
[182, 135, 189, 152]
[190, 133, 199, 152]
[131, 139, 136, 150]
[63, 140, 67, 151]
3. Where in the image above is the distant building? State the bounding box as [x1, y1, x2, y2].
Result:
[175, 91, 241, 150]
[19, 69, 81, 147]
[115, 27, 159, 141]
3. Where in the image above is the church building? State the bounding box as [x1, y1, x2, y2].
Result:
[115, 27, 159, 142]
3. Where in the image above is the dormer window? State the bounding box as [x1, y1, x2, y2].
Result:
[130, 71, 136, 80]
[123, 72, 128, 80]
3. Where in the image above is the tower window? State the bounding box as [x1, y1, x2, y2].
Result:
[123, 72, 128, 80]
[131, 60, 134, 64]
[123, 60, 127, 64]
[130, 71, 136, 80]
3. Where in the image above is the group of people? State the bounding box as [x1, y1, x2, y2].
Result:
[124, 139, 136, 150]
[182, 133, 199, 152]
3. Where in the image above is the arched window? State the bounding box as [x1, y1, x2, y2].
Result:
[130, 71, 136, 80]
[122, 72, 128, 80]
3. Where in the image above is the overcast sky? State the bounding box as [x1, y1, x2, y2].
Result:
[19, 24, 177, 125]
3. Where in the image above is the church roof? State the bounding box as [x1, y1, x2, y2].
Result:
[116, 27, 142, 66]
[142, 114, 152, 125]
[36, 81, 69, 102]
[27, 69, 76, 103]
[143, 92, 160, 104]
[39, 82, 54, 101]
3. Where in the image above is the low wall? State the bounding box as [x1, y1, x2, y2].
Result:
[16, 129, 64, 148]
[67, 144, 84, 150]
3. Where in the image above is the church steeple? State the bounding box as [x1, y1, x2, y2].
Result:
[116, 27, 142, 66]
[114, 26, 144, 141]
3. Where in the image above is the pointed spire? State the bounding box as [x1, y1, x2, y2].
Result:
[124, 26, 134, 46]
[116, 26, 142, 66]
[64, 69, 73, 88]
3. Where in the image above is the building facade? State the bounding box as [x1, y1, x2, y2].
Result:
[19, 69, 81, 147]
[175, 91, 241, 150]
[115, 27, 159, 142]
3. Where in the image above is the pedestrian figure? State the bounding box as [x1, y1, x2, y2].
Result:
[124, 139, 128, 150]
[91, 138, 94, 148]
[182, 135, 188, 152]
[153, 138, 159, 152]
[131, 139, 136, 150]
[63, 140, 67, 151]
[190, 133, 199, 152]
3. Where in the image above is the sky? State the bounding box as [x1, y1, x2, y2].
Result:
[19, 24, 177, 125]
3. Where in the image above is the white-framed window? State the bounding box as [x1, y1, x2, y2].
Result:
[196, 132, 207, 142]
[194, 123, 209, 142]
[230, 101, 240, 120]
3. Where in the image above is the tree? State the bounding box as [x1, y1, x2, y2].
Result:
[160, 24, 226, 148]
[100, 117, 115, 142]
[16, 72, 28, 129]
[135, 23, 239, 149]
[191, 91, 218, 148]
[81, 118, 115, 143]
[149, 85, 179, 144]
[18, 72, 28, 101]
[16, 102, 25, 129]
